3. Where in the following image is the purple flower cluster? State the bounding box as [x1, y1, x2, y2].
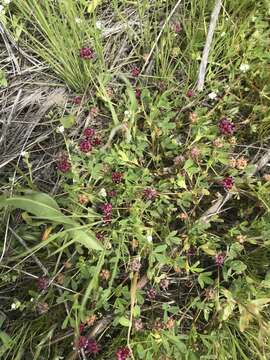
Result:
[57, 158, 71, 173]
[78, 336, 100, 354]
[112, 172, 123, 184]
[147, 288, 157, 300]
[37, 277, 49, 291]
[131, 67, 140, 77]
[116, 346, 131, 360]
[219, 118, 235, 135]
[215, 252, 225, 267]
[101, 203, 113, 223]
[143, 188, 157, 200]
[79, 47, 94, 60]
[222, 176, 234, 190]
[79, 139, 92, 153]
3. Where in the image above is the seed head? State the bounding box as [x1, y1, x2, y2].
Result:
[143, 188, 157, 200]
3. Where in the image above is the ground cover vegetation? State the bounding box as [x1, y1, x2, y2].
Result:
[0, 0, 270, 359]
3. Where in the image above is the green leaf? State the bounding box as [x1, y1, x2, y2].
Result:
[0, 192, 103, 251]
[60, 114, 76, 129]
[87, 0, 102, 13]
[118, 316, 130, 327]
[70, 229, 103, 251]
[0, 193, 73, 225]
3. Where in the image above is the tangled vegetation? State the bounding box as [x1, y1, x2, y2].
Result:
[0, 0, 270, 359]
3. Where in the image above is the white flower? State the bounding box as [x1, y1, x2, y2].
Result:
[75, 18, 82, 24]
[220, 31, 226, 37]
[147, 235, 153, 243]
[99, 188, 107, 197]
[11, 303, 16, 310]
[208, 92, 217, 100]
[240, 63, 250, 73]
[21, 150, 29, 157]
[57, 125, 65, 133]
[124, 110, 131, 118]
[96, 21, 103, 30]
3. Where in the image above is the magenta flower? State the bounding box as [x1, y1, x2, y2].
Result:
[79, 139, 92, 153]
[78, 336, 88, 350]
[143, 188, 157, 200]
[79, 323, 85, 334]
[221, 176, 234, 191]
[219, 118, 235, 135]
[79, 47, 94, 60]
[37, 277, 49, 291]
[116, 346, 131, 360]
[112, 172, 123, 184]
[103, 214, 112, 223]
[215, 252, 225, 267]
[72, 96, 82, 105]
[57, 158, 71, 173]
[108, 190, 117, 198]
[135, 88, 141, 99]
[147, 288, 157, 300]
[186, 89, 194, 98]
[131, 67, 140, 77]
[96, 232, 104, 241]
[174, 23, 182, 33]
[91, 136, 101, 146]
[87, 339, 101, 355]
[83, 127, 96, 138]
[160, 278, 170, 291]
[101, 203, 113, 215]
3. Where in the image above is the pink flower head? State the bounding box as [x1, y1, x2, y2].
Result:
[135, 88, 141, 99]
[78, 336, 88, 350]
[37, 277, 49, 291]
[221, 176, 234, 191]
[187, 89, 194, 98]
[131, 67, 140, 77]
[143, 188, 157, 200]
[79, 47, 94, 60]
[101, 203, 113, 215]
[79, 139, 92, 153]
[72, 96, 82, 105]
[87, 339, 101, 355]
[103, 214, 112, 223]
[219, 118, 235, 135]
[108, 190, 117, 198]
[91, 136, 101, 146]
[96, 232, 104, 241]
[57, 158, 71, 173]
[83, 127, 96, 138]
[112, 172, 123, 184]
[147, 288, 157, 300]
[215, 252, 225, 267]
[79, 323, 85, 334]
[174, 23, 182, 33]
[160, 278, 170, 291]
[116, 346, 131, 360]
